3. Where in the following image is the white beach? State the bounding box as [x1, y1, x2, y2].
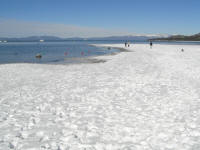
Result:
[0, 43, 200, 150]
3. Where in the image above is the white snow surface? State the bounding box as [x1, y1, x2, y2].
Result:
[0, 44, 200, 150]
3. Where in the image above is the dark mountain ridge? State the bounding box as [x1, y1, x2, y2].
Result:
[151, 33, 200, 41]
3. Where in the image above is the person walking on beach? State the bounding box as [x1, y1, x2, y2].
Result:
[128, 42, 130, 47]
[125, 42, 127, 47]
[150, 41, 153, 48]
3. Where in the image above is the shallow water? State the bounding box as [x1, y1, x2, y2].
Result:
[1, 40, 200, 64]
[0, 41, 119, 64]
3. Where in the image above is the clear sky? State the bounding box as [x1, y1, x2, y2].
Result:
[0, 0, 200, 37]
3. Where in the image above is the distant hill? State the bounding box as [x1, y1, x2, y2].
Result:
[0, 35, 168, 42]
[0, 36, 63, 42]
[86, 35, 168, 41]
[151, 33, 200, 41]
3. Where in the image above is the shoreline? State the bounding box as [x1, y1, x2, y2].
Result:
[91, 44, 131, 52]
[1, 44, 200, 149]
[0, 44, 128, 65]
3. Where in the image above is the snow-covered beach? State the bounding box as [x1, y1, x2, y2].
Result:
[0, 43, 200, 150]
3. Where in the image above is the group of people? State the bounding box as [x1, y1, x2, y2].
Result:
[125, 42, 130, 47]
[125, 41, 153, 48]
[124, 41, 186, 52]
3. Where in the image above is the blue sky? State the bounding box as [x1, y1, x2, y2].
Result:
[0, 0, 200, 37]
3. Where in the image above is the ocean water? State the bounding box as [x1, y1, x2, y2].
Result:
[0, 41, 120, 64]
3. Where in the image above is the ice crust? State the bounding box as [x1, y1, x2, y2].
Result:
[0, 44, 200, 150]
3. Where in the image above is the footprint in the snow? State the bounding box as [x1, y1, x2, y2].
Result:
[16, 131, 29, 139]
[39, 135, 49, 142]
[28, 117, 40, 128]
[9, 139, 19, 149]
[41, 143, 50, 149]
[32, 117, 40, 124]
[60, 133, 80, 144]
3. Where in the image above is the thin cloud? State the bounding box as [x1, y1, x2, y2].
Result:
[0, 19, 131, 38]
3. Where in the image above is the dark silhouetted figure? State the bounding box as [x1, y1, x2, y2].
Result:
[150, 41, 153, 48]
[181, 49, 184, 52]
[36, 53, 42, 59]
[125, 42, 127, 47]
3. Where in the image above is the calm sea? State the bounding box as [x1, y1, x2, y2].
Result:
[0, 40, 200, 64]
